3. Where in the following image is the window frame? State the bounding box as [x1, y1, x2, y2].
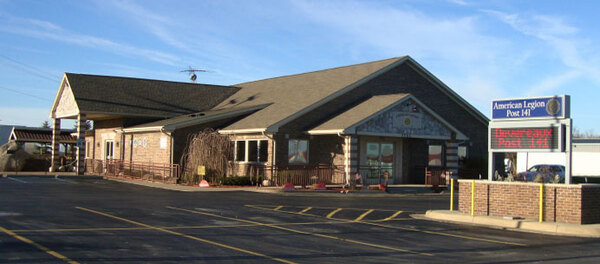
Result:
[288, 139, 309, 165]
[234, 139, 269, 164]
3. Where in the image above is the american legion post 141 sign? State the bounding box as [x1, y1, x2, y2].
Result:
[489, 95, 570, 152]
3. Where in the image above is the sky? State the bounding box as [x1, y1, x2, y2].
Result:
[0, 0, 599, 133]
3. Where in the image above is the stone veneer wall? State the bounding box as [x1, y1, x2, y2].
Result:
[458, 180, 600, 224]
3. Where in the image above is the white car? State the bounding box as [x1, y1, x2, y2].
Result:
[519, 164, 565, 183]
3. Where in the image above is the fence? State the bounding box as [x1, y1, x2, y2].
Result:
[270, 164, 345, 186]
[425, 167, 447, 185]
[86, 159, 179, 183]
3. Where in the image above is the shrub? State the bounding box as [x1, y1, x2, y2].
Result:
[221, 176, 263, 186]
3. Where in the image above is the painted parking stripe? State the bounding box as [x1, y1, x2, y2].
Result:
[326, 208, 342, 219]
[54, 178, 76, 184]
[76, 207, 296, 264]
[7, 177, 27, 183]
[378, 210, 404, 222]
[168, 206, 433, 257]
[0, 226, 79, 264]
[298, 207, 312, 214]
[353, 209, 374, 222]
[11, 220, 345, 233]
[274, 205, 283, 210]
[245, 205, 526, 247]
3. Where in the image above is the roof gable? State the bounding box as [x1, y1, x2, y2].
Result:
[309, 94, 467, 140]
[51, 73, 240, 119]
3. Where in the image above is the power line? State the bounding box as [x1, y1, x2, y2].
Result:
[0, 55, 61, 83]
[0, 85, 52, 102]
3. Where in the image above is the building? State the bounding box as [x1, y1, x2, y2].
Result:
[516, 138, 600, 177]
[49, 56, 489, 184]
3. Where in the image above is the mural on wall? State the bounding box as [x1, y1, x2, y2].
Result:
[356, 99, 451, 138]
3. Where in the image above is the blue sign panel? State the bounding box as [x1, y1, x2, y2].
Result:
[491, 95, 569, 120]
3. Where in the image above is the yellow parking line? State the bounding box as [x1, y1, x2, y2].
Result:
[380, 210, 404, 221]
[326, 208, 342, 219]
[354, 209, 374, 222]
[299, 207, 312, 214]
[76, 207, 296, 264]
[167, 206, 433, 257]
[252, 204, 402, 212]
[274, 205, 283, 210]
[0, 226, 79, 264]
[245, 205, 526, 247]
[10, 221, 347, 233]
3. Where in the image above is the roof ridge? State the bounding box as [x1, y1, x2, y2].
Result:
[65, 72, 238, 89]
[234, 57, 405, 86]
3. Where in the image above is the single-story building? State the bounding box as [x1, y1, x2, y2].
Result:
[49, 56, 489, 184]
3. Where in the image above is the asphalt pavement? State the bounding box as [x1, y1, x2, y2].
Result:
[1, 175, 600, 263]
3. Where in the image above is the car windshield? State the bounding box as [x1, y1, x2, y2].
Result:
[528, 166, 539, 172]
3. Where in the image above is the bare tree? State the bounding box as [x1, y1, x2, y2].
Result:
[179, 129, 235, 184]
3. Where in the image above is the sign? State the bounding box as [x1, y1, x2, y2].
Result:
[490, 126, 561, 151]
[197, 165, 205, 176]
[491, 95, 569, 120]
[76, 139, 84, 148]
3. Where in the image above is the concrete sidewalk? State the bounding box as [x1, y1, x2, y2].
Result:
[103, 176, 446, 197]
[424, 210, 600, 238]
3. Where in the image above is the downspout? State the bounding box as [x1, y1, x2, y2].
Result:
[262, 130, 275, 184]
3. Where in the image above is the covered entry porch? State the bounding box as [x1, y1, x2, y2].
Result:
[308, 94, 469, 185]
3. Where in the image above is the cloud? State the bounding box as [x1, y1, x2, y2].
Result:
[99, 0, 191, 50]
[0, 13, 181, 65]
[486, 10, 600, 86]
[526, 71, 580, 96]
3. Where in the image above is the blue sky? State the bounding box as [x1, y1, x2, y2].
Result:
[0, 0, 598, 133]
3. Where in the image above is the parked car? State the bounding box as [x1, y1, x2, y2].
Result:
[518, 164, 565, 183]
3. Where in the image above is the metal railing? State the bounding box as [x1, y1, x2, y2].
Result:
[86, 159, 179, 183]
[270, 164, 345, 186]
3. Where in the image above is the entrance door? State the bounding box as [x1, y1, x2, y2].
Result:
[104, 140, 114, 160]
[365, 142, 394, 184]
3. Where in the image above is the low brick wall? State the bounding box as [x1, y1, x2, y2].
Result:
[458, 180, 600, 224]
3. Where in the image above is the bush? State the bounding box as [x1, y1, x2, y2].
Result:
[221, 176, 264, 186]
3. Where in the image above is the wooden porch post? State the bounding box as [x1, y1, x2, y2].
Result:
[76, 114, 86, 175]
[50, 118, 61, 172]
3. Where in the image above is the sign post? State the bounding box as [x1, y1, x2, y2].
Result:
[488, 95, 572, 183]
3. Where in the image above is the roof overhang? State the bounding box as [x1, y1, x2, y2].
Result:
[308, 94, 468, 141]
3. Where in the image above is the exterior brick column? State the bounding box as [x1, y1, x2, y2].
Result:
[445, 141, 459, 176]
[76, 114, 86, 175]
[344, 135, 358, 184]
[50, 118, 61, 172]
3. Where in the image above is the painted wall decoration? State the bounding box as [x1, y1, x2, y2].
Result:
[356, 99, 451, 138]
[132, 137, 148, 148]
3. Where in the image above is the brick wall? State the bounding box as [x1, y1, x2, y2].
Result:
[458, 180, 600, 224]
[124, 132, 171, 164]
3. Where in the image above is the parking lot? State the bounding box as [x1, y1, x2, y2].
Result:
[1, 176, 600, 263]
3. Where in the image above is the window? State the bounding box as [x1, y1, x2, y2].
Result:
[234, 140, 268, 163]
[458, 146, 467, 160]
[235, 141, 246, 162]
[428, 145, 443, 166]
[85, 142, 91, 158]
[366, 142, 394, 178]
[288, 139, 308, 164]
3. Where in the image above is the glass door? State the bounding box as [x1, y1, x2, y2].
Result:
[365, 142, 394, 183]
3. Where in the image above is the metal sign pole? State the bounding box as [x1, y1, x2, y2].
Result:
[566, 119, 573, 184]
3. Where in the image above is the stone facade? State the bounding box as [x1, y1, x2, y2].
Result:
[458, 180, 600, 224]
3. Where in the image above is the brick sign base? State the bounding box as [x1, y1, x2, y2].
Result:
[458, 180, 600, 224]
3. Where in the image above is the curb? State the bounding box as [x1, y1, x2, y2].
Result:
[424, 210, 600, 238]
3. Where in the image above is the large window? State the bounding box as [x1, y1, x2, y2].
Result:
[235, 140, 268, 163]
[288, 139, 308, 164]
[428, 145, 443, 167]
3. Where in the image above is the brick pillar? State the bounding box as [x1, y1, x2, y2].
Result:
[76, 114, 86, 175]
[344, 136, 358, 184]
[50, 118, 61, 172]
[445, 141, 459, 176]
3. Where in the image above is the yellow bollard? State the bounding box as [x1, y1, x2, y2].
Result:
[450, 178, 454, 211]
[471, 180, 475, 216]
[539, 183, 543, 223]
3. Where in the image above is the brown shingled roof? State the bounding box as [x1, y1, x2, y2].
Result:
[64, 73, 241, 118]
[216, 57, 406, 132]
[10, 127, 77, 144]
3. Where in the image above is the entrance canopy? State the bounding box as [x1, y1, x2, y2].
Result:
[307, 94, 468, 140]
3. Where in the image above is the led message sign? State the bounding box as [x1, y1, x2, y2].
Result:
[490, 126, 560, 151]
[491, 96, 569, 120]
